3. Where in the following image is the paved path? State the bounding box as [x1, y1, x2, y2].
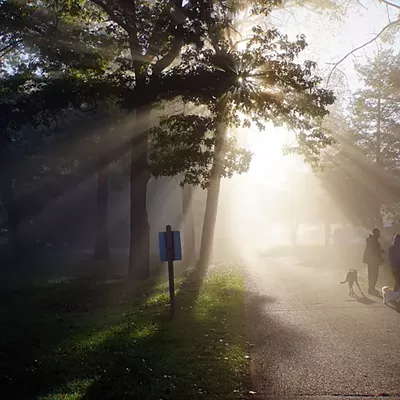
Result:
[245, 249, 400, 399]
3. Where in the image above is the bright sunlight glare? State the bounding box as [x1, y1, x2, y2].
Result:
[238, 124, 299, 187]
[219, 124, 304, 259]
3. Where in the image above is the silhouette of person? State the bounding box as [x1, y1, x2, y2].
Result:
[388, 234, 400, 292]
[363, 228, 384, 295]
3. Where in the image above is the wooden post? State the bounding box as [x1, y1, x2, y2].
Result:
[166, 225, 175, 316]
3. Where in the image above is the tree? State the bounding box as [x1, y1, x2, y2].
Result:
[181, 184, 196, 264]
[1, 0, 335, 272]
[351, 50, 400, 169]
[318, 0, 400, 84]
[258, 0, 400, 87]
[349, 49, 400, 226]
[320, 144, 396, 229]
[0, 54, 127, 265]
[0, 0, 198, 276]
[0, 71, 129, 261]
[150, 23, 335, 266]
[319, 84, 400, 231]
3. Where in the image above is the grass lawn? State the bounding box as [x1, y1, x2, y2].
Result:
[0, 263, 249, 400]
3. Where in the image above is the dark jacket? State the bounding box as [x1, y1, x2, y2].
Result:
[363, 234, 383, 265]
[388, 234, 400, 272]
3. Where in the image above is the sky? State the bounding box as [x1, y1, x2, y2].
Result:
[224, 1, 400, 246]
[274, 0, 400, 90]
[241, 0, 400, 187]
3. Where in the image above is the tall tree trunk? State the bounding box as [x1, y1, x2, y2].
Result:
[127, 24, 183, 279]
[374, 94, 383, 230]
[94, 162, 110, 261]
[128, 119, 151, 280]
[376, 94, 382, 165]
[199, 116, 227, 269]
[199, 177, 222, 268]
[182, 184, 196, 266]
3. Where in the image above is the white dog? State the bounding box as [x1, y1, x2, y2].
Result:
[382, 286, 400, 305]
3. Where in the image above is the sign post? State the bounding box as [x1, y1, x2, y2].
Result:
[158, 225, 182, 317]
[166, 225, 175, 316]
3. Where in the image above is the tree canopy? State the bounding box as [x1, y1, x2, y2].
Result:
[0, 0, 338, 271]
[351, 49, 400, 171]
[1, 0, 335, 182]
[319, 49, 400, 229]
[149, 24, 335, 186]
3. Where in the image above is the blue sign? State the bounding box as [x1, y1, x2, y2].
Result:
[158, 230, 182, 262]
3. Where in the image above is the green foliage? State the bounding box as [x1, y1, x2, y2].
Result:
[318, 48, 400, 229]
[1, 0, 335, 189]
[149, 114, 252, 188]
[351, 49, 400, 171]
[0, 0, 112, 73]
[389, 68, 400, 90]
[159, 26, 334, 121]
[147, 23, 334, 185]
[283, 128, 335, 173]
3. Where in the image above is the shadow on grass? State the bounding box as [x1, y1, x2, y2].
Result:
[0, 262, 255, 400]
[0, 272, 179, 397]
[81, 264, 250, 400]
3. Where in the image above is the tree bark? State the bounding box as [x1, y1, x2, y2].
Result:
[182, 184, 196, 266]
[94, 162, 110, 261]
[376, 94, 382, 165]
[125, 20, 185, 279]
[199, 176, 221, 268]
[128, 120, 151, 280]
[373, 94, 383, 230]
[199, 114, 227, 269]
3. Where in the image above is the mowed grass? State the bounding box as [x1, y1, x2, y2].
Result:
[0, 264, 249, 400]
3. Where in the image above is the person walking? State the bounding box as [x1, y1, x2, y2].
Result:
[388, 234, 400, 291]
[363, 228, 384, 295]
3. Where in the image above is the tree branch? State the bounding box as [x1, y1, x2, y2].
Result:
[147, 0, 180, 52]
[327, 18, 400, 86]
[0, 39, 23, 59]
[152, 36, 183, 75]
[149, 1, 191, 75]
[205, 0, 225, 53]
[90, 0, 142, 70]
[0, 40, 20, 56]
[379, 0, 400, 11]
[355, 0, 369, 11]
[89, 0, 132, 33]
[386, 4, 393, 22]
